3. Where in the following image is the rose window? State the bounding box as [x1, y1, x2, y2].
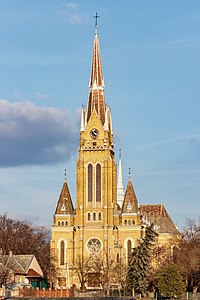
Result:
[87, 238, 102, 254]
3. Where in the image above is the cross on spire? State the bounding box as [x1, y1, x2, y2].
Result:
[64, 169, 67, 181]
[93, 12, 100, 32]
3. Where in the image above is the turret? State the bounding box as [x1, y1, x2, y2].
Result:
[117, 149, 125, 208]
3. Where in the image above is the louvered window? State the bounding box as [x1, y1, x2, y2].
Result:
[96, 164, 101, 202]
[60, 241, 65, 265]
[88, 164, 93, 202]
[127, 239, 132, 263]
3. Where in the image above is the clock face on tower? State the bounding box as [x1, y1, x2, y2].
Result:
[90, 128, 99, 139]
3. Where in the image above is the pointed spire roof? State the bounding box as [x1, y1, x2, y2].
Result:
[55, 180, 74, 215]
[87, 31, 106, 125]
[117, 149, 125, 208]
[80, 105, 85, 132]
[122, 178, 139, 214]
[89, 32, 104, 88]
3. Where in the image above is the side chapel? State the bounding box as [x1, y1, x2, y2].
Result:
[51, 23, 180, 288]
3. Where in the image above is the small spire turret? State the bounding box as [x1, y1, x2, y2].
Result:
[80, 105, 85, 132]
[117, 149, 125, 208]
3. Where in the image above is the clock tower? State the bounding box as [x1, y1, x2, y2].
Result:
[51, 25, 142, 289]
[76, 28, 116, 226]
[51, 22, 180, 290]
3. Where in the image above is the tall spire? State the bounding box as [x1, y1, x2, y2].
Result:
[87, 17, 106, 125]
[117, 149, 125, 208]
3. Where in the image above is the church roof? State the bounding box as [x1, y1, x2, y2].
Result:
[55, 180, 74, 215]
[13, 254, 34, 273]
[140, 204, 179, 235]
[87, 32, 106, 125]
[27, 268, 42, 278]
[0, 254, 42, 276]
[122, 179, 139, 214]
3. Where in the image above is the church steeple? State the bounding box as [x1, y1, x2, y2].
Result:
[87, 25, 106, 125]
[54, 177, 74, 216]
[122, 174, 140, 215]
[117, 149, 125, 208]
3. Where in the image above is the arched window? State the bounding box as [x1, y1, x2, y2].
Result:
[127, 239, 132, 263]
[98, 212, 101, 221]
[93, 212, 96, 221]
[65, 221, 68, 226]
[132, 220, 135, 225]
[116, 253, 120, 263]
[96, 164, 101, 202]
[124, 220, 127, 225]
[88, 212, 91, 221]
[60, 241, 65, 265]
[61, 221, 64, 226]
[88, 164, 93, 202]
[58, 221, 60, 226]
[128, 220, 131, 225]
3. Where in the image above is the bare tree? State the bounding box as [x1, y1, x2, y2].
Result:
[174, 218, 200, 292]
[73, 252, 128, 295]
[74, 255, 94, 291]
[90, 252, 127, 295]
[47, 249, 60, 289]
[0, 254, 16, 287]
[0, 214, 51, 279]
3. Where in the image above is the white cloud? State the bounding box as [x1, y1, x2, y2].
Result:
[35, 92, 49, 100]
[64, 2, 79, 9]
[66, 14, 88, 24]
[61, 2, 88, 25]
[0, 99, 79, 167]
[133, 134, 200, 151]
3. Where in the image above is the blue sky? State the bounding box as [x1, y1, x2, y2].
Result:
[0, 0, 199, 229]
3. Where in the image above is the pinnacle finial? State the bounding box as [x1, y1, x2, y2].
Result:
[64, 169, 67, 181]
[119, 148, 122, 159]
[128, 167, 131, 179]
[93, 12, 100, 33]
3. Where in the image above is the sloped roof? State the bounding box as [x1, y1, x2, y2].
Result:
[13, 254, 34, 273]
[55, 180, 74, 215]
[0, 254, 34, 275]
[27, 268, 42, 278]
[140, 204, 179, 235]
[122, 179, 139, 214]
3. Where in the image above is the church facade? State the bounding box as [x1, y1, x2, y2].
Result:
[51, 27, 179, 289]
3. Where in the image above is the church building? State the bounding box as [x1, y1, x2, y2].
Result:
[51, 23, 179, 289]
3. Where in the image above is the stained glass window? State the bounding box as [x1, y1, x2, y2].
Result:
[88, 164, 93, 202]
[96, 164, 101, 202]
[60, 241, 65, 265]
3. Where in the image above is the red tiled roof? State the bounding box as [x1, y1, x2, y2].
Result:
[140, 204, 180, 235]
[27, 268, 42, 278]
[55, 180, 74, 215]
[122, 179, 139, 214]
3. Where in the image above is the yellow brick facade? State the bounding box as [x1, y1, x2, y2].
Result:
[51, 29, 180, 289]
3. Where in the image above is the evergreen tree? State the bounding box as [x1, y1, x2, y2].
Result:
[156, 263, 186, 299]
[127, 224, 157, 295]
